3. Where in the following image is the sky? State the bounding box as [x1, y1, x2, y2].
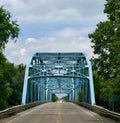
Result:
[1, 0, 107, 65]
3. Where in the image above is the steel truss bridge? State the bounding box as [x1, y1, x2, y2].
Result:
[22, 53, 95, 105]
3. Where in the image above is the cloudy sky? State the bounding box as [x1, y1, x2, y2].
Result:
[1, 0, 106, 65]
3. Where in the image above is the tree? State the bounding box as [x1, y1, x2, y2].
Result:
[0, 52, 12, 110]
[104, 0, 120, 78]
[52, 94, 58, 102]
[0, 6, 19, 50]
[0, 7, 20, 110]
[78, 91, 82, 102]
[89, 0, 120, 79]
[0, 53, 25, 110]
[8, 64, 25, 106]
[92, 71, 104, 103]
[89, 0, 120, 111]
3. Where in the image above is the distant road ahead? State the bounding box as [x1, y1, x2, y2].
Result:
[0, 102, 118, 123]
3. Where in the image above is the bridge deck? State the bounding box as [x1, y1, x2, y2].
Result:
[0, 102, 118, 123]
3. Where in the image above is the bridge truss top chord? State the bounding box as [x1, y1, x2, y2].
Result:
[22, 52, 95, 105]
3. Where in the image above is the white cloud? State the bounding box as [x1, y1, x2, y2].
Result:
[1, 0, 106, 64]
[54, 28, 81, 37]
[4, 28, 93, 64]
[20, 48, 26, 56]
[25, 38, 37, 44]
[1, 0, 106, 23]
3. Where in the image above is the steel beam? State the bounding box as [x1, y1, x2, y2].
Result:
[22, 52, 95, 105]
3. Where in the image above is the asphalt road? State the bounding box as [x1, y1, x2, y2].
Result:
[0, 102, 119, 123]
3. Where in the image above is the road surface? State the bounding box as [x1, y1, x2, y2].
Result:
[0, 102, 119, 123]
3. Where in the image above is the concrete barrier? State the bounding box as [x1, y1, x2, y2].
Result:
[75, 102, 120, 121]
[0, 101, 47, 119]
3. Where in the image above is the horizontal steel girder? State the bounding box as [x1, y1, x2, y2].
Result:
[22, 52, 95, 105]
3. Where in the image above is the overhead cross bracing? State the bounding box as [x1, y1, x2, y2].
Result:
[22, 52, 95, 105]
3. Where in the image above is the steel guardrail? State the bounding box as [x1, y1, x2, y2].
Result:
[0, 101, 47, 119]
[74, 102, 120, 121]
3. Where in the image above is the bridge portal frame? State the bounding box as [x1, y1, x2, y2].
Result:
[22, 52, 95, 105]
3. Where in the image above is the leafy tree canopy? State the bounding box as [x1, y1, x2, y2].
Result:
[0, 6, 19, 50]
[89, 0, 120, 78]
[89, 0, 120, 111]
[0, 7, 22, 110]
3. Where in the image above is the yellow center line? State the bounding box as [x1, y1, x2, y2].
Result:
[56, 111, 61, 123]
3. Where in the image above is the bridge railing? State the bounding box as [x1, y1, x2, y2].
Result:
[0, 101, 48, 119]
[74, 102, 120, 121]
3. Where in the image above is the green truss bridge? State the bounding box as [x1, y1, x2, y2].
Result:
[22, 52, 95, 105]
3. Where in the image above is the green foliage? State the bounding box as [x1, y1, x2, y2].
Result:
[0, 6, 19, 50]
[92, 71, 104, 103]
[8, 64, 25, 106]
[78, 91, 82, 102]
[104, 0, 120, 21]
[89, 0, 120, 111]
[0, 52, 25, 110]
[63, 95, 69, 102]
[0, 52, 12, 110]
[52, 94, 58, 102]
[0, 6, 22, 110]
[92, 71, 114, 102]
[89, 0, 120, 79]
